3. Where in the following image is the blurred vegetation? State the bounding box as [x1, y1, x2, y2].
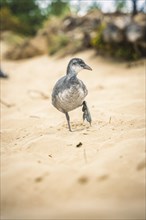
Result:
[91, 24, 106, 50]
[0, 0, 70, 36]
[0, 0, 46, 35]
[47, 0, 70, 17]
[114, 0, 127, 12]
[92, 35, 140, 60]
[91, 23, 142, 60]
[114, 0, 140, 15]
[88, 1, 102, 12]
[1, 0, 145, 61]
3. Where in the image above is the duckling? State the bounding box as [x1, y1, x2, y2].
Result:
[52, 58, 92, 131]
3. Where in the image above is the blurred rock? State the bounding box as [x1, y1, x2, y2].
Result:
[63, 16, 78, 31]
[5, 39, 43, 60]
[63, 10, 101, 32]
[113, 16, 131, 30]
[103, 23, 125, 43]
[126, 23, 146, 43]
[133, 13, 146, 26]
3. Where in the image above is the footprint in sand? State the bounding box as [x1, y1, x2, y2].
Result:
[136, 160, 145, 171]
[35, 176, 43, 183]
[78, 176, 89, 184]
[97, 174, 109, 182]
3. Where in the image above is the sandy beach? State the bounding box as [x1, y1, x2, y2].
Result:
[1, 48, 145, 219]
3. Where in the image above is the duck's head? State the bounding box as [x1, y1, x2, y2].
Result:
[67, 58, 92, 74]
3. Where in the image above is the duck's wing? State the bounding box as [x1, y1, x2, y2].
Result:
[78, 79, 88, 96]
[52, 76, 66, 96]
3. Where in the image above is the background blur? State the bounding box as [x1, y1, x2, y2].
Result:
[0, 0, 146, 60]
[1, 1, 145, 220]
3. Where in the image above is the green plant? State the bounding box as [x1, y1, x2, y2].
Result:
[0, 0, 47, 35]
[48, 0, 70, 17]
[113, 0, 127, 12]
[0, 7, 20, 31]
[91, 24, 106, 49]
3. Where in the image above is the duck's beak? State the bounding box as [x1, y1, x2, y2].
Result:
[84, 63, 92, 71]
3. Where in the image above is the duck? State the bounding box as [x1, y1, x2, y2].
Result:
[52, 58, 92, 131]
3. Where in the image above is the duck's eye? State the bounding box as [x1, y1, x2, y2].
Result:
[80, 62, 85, 67]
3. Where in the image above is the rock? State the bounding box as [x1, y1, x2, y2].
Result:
[113, 16, 131, 30]
[103, 23, 124, 43]
[5, 39, 43, 60]
[63, 10, 101, 32]
[63, 16, 78, 31]
[126, 23, 146, 43]
[133, 13, 146, 26]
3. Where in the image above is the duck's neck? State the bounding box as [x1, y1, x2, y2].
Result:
[66, 65, 77, 78]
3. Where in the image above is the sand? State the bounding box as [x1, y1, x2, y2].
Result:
[1, 48, 145, 219]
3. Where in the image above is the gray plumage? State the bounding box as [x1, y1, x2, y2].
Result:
[52, 58, 92, 131]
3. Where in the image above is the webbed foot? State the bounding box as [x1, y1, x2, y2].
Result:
[82, 101, 92, 125]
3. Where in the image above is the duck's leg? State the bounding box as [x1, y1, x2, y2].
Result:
[65, 112, 72, 131]
[82, 101, 92, 125]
